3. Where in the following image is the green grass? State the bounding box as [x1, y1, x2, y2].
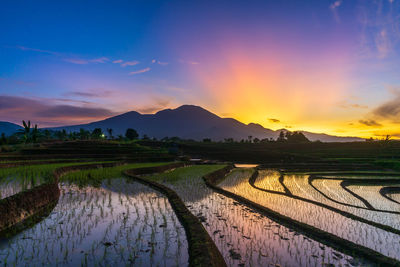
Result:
[0, 161, 115, 183]
[61, 162, 173, 187]
[149, 165, 227, 183]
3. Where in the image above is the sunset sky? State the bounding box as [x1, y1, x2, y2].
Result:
[1, 0, 400, 138]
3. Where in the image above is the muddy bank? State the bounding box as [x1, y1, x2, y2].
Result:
[0, 162, 125, 234]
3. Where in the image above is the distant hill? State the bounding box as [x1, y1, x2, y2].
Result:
[0, 121, 22, 136]
[49, 105, 364, 142]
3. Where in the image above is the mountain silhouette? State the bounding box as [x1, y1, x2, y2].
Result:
[48, 105, 363, 142]
[0, 121, 23, 136]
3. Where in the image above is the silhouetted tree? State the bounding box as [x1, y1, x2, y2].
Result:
[43, 129, 52, 140]
[17, 120, 39, 143]
[54, 129, 67, 140]
[253, 137, 260, 143]
[203, 138, 211, 142]
[91, 128, 103, 139]
[31, 124, 39, 142]
[277, 131, 286, 142]
[125, 128, 139, 140]
[79, 128, 90, 140]
[286, 131, 310, 143]
[18, 120, 31, 142]
[0, 133, 7, 145]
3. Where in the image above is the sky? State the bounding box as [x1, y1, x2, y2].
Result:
[1, 0, 400, 138]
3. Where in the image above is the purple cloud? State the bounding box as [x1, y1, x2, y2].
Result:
[121, 61, 140, 67]
[0, 95, 116, 126]
[129, 67, 151, 75]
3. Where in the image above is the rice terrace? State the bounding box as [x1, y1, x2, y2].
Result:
[0, 133, 399, 266]
[2, 1, 400, 266]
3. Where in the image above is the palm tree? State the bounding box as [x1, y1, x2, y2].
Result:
[19, 120, 31, 142]
[16, 120, 39, 143]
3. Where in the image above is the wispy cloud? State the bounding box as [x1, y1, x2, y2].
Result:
[357, 1, 400, 59]
[179, 59, 200, 65]
[113, 59, 123, 63]
[136, 97, 171, 114]
[329, 0, 342, 23]
[0, 77, 36, 87]
[373, 88, 400, 121]
[90, 57, 109, 63]
[121, 61, 139, 67]
[51, 98, 92, 105]
[151, 59, 169, 65]
[337, 101, 368, 109]
[0, 95, 116, 126]
[359, 119, 383, 127]
[268, 118, 281, 123]
[64, 57, 109, 64]
[15, 45, 111, 65]
[35, 105, 114, 118]
[64, 58, 90, 64]
[16, 45, 60, 55]
[375, 29, 391, 59]
[129, 67, 151, 75]
[64, 89, 113, 98]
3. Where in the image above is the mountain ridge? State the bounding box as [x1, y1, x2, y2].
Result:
[0, 121, 23, 136]
[0, 105, 364, 142]
[45, 105, 363, 142]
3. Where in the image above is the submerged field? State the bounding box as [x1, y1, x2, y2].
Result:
[220, 168, 400, 262]
[1, 178, 188, 266]
[0, 141, 399, 266]
[149, 166, 370, 266]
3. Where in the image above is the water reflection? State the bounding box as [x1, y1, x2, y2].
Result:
[0, 178, 188, 266]
[219, 168, 400, 261]
[152, 166, 366, 266]
[234, 164, 259, 168]
[0, 176, 47, 199]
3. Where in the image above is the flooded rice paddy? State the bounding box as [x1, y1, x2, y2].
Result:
[1, 163, 398, 266]
[220, 168, 400, 261]
[0, 176, 47, 199]
[0, 178, 188, 266]
[150, 166, 370, 266]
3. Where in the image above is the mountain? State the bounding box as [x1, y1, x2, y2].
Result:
[0, 121, 23, 136]
[49, 105, 363, 142]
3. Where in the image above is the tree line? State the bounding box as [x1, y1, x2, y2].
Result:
[0, 120, 141, 145]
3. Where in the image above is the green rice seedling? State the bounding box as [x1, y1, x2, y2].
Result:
[61, 162, 172, 187]
[2, 176, 189, 266]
